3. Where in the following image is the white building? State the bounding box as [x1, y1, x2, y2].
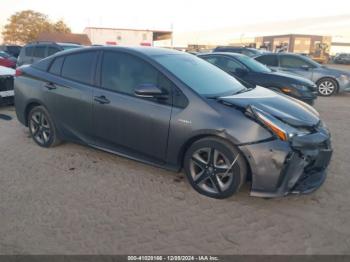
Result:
[83, 27, 172, 47]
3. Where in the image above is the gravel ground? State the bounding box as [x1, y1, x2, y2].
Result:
[0, 92, 350, 255]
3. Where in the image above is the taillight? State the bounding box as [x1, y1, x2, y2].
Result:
[15, 68, 23, 77]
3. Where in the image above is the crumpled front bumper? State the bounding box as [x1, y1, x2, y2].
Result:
[239, 125, 332, 198]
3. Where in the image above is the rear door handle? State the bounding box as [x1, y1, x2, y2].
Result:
[94, 95, 110, 104]
[44, 82, 57, 90]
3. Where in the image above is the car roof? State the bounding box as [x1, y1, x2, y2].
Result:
[51, 46, 183, 58]
[200, 52, 247, 58]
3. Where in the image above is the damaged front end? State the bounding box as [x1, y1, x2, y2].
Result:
[240, 105, 332, 197]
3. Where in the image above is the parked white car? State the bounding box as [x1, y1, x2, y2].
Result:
[0, 65, 15, 105]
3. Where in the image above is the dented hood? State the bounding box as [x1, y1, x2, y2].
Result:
[219, 86, 320, 127]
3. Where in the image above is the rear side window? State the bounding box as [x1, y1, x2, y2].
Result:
[61, 51, 97, 84]
[49, 56, 65, 75]
[255, 55, 278, 67]
[33, 46, 46, 58]
[25, 46, 34, 56]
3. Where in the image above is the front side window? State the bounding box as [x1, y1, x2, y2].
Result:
[61, 51, 97, 84]
[101, 51, 172, 104]
[280, 55, 316, 68]
[154, 53, 246, 97]
[238, 55, 272, 73]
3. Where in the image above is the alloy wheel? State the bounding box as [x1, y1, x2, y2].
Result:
[189, 147, 237, 194]
[29, 111, 52, 145]
[318, 80, 336, 96]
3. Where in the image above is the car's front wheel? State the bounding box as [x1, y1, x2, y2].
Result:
[28, 106, 61, 147]
[184, 137, 247, 199]
[317, 78, 337, 96]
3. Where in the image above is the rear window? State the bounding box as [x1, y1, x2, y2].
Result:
[255, 54, 278, 67]
[61, 51, 97, 84]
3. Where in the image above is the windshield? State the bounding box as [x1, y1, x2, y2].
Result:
[238, 55, 272, 73]
[154, 53, 246, 97]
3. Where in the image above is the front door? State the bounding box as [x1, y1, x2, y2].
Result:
[279, 55, 314, 80]
[92, 51, 173, 162]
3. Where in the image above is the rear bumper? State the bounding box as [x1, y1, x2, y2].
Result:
[240, 126, 332, 198]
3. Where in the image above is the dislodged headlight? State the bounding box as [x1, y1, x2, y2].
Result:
[339, 74, 350, 82]
[249, 106, 310, 141]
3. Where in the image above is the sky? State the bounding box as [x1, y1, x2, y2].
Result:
[1, 0, 350, 33]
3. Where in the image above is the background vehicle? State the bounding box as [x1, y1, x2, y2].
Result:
[0, 66, 15, 106]
[255, 53, 350, 96]
[17, 41, 82, 67]
[15, 47, 332, 199]
[0, 45, 22, 58]
[213, 46, 263, 57]
[198, 53, 317, 105]
[333, 53, 350, 64]
[0, 51, 16, 68]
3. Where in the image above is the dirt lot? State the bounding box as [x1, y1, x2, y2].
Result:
[0, 92, 350, 255]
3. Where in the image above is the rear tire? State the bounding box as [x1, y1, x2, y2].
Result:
[184, 137, 247, 199]
[28, 106, 61, 148]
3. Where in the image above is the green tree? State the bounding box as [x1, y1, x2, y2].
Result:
[2, 10, 71, 44]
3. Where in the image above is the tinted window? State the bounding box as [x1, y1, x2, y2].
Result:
[255, 54, 278, 67]
[280, 55, 312, 68]
[61, 51, 97, 84]
[238, 55, 272, 73]
[49, 56, 65, 75]
[25, 46, 34, 56]
[155, 53, 246, 97]
[33, 46, 46, 58]
[48, 46, 61, 56]
[216, 57, 244, 72]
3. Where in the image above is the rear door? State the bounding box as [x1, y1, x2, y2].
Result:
[92, 50, 173, 162]
[44, 50, 98, 143]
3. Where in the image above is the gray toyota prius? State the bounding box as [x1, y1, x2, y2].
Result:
[14, 47, 333, 199]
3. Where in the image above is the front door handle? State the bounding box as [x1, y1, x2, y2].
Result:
[94, 95, 110, 104]
[44, 82, 57, 90]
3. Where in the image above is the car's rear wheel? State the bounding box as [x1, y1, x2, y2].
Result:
[184, 137, 247, 199]
[28, 106, 61, 147]
[317, 78, 337, 96]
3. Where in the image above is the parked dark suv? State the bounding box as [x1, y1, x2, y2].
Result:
[17, 41, 82, 67]
[213, 46, 263, 57]
[15, 47, 332, 199]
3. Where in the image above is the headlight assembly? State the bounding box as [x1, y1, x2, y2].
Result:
[249, 106, 311, 141]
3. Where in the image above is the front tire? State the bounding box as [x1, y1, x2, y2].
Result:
[317, 78, 337, 96]
[28, 106, 61, 147]
[184, 137, 247, 199]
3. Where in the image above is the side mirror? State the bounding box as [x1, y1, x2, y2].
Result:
[134, 84, 167, 99]
[235, 68, 249, 76]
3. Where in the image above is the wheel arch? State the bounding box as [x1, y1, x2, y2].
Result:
[24, 100, 45, 126]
